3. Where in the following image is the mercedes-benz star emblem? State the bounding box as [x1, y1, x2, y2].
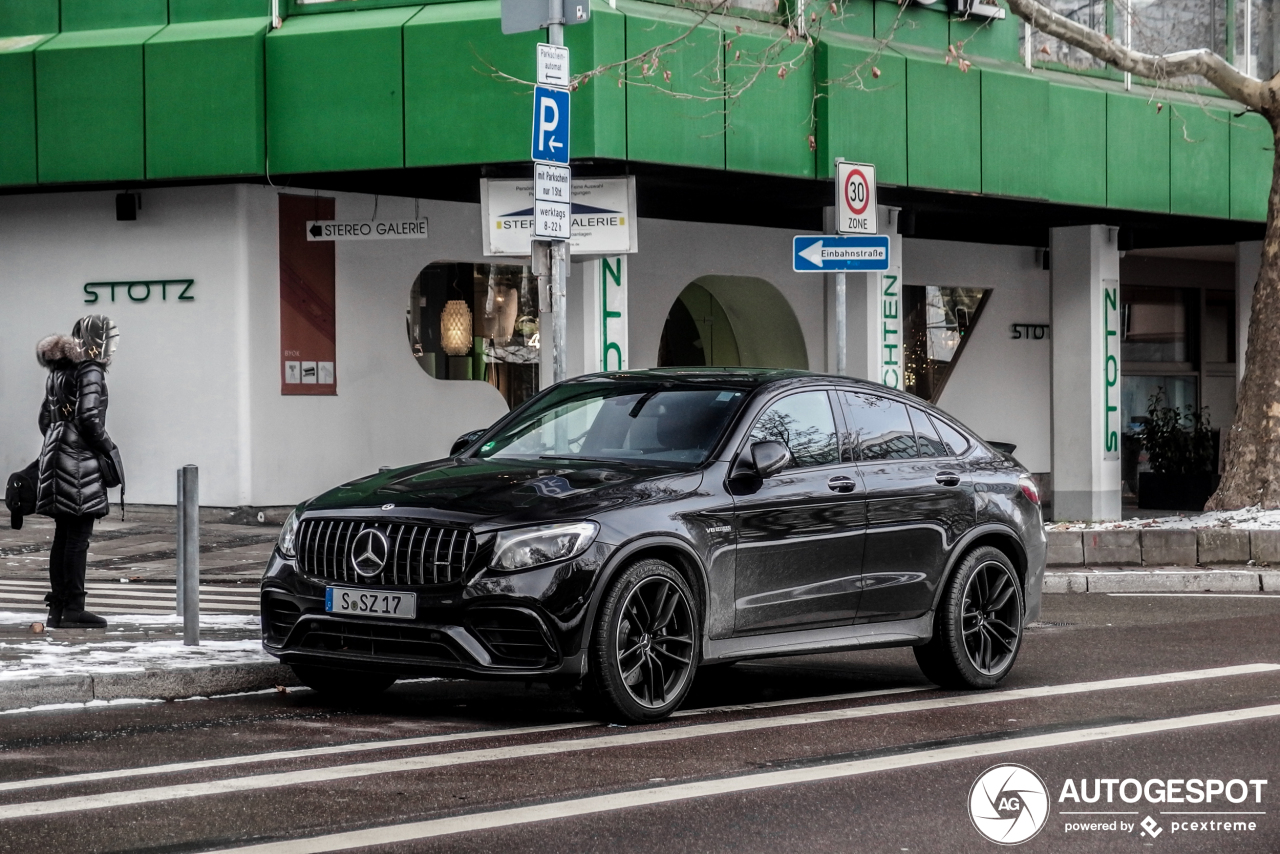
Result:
[350, 528, 390, 578]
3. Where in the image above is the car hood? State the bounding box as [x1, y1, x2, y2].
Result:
[303, 457, 705, 529]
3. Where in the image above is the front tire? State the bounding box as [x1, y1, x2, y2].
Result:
[914, 546, 1024, 689]
[291, 664, 397, 698]
[583, 559, 699, 723]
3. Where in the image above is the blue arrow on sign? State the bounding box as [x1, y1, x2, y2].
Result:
[531, 85, 570, 165]
[792, 234, 890, 272]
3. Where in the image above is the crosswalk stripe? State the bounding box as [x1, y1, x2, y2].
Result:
[0, 591, 256, 607]
[212, 703, 1280, 854]
[0, 663, 1272, 821]
[0, 580, 257, 599]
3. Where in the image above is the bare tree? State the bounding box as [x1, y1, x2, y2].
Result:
[1005, 0, 1278, 510]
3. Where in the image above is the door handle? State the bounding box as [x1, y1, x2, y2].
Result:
[935, 472, 961, 487]
[828, 476, 857, 493]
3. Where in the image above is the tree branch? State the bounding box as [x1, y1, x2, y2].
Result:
[1005, 0, 1269, 112]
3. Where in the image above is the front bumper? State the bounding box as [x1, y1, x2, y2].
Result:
[259, 544, 608, 680]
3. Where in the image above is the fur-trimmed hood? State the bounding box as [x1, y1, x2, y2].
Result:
[36, 334, 87, 369]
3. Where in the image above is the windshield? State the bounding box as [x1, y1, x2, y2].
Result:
[475, 383, 747, 467]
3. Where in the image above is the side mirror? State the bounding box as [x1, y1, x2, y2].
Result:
[450, 429, 487, 456]
[732, 440, 792, 480]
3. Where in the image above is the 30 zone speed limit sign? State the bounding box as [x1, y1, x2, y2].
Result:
[836, 161, 877, 235]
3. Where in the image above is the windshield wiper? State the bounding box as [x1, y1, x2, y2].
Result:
[538, 455, 631, 465]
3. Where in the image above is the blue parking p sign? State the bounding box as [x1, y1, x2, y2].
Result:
[531, 85, 570, 165]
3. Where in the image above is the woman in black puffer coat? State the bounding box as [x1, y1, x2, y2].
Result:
[35, 315, 120, 629]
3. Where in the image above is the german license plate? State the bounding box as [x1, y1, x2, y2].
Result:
[325, 587, 416, 620]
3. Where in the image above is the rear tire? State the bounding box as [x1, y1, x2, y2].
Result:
[290, 664, 397, 698]
[581, 559, 699, 723]
[914, 546, 1024, 690]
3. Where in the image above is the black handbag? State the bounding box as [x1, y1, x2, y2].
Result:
[5, 460, 39, 530]
[100, 445, 125, 490]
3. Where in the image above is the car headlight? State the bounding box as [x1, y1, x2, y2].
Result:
[491, 522, 599, 572]
[277, 509, 300, 558]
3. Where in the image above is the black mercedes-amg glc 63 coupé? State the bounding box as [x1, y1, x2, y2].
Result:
[261, 369, 1045, 721]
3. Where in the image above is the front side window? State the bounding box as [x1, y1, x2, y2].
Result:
[844, 393, 918, 461]
[747, 391, 839, 469]
[477, 384, 746, 467]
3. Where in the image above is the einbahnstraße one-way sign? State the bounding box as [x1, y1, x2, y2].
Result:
[792, 234, 891, 272]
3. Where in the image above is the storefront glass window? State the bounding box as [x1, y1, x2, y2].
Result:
[1203, 290, 1236, 364]
[1120, 375, 1199, 498]
[1121, 287, 1194, 363]
[408, 262, 540, 410]
[901, 285, 989, 404]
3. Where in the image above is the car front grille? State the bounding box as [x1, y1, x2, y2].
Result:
[262, 594, 302, 643]
[296, 519, 475, 586]
[293, 618, 461, 662]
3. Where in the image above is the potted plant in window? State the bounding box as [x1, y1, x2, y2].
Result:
[1137, 389, 1217, 511]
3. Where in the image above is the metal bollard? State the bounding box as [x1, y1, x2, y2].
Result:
[175, 470, 185, 618]
[178, 465, 200, 646]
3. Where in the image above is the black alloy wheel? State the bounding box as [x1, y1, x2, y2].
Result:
[585, 558, 699, 722]
[914, 545, 1024, 689]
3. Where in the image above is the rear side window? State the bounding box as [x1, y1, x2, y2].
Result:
[933, 417, 972, 456]
[910, 408, 949, 457]
[842, 393, 917, 460]
[748, 391, 839, 468]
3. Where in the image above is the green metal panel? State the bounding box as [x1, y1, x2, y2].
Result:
[905, 51, 981, 192]
[816, 33, 906, 183]
[285, 0, 467, 16]
[1169, 103, 1229, 218]
[266, 7, 418, 174]
[169, 0, 271, 24]
[60, 0, 167, 31]
[725, 28, 814, 177]
[820, 0, 874, 38]
[951, 9, 1020, 64]
[564, 0, 626, 160]
[1047, 81, 1105, 207]
[621, 0, 724, 169]
[35, 27, 162, 183]
[404, 1, 539, 167]
[146, 18, 269, 179]
[875, 2, 948, 51]
[0, 0, 59, 37]
[980, 67, 1047, 199]
[1230, 111, 1272, 222]
[1107, 91, 1169, 212]
[0, 34, 51, 185]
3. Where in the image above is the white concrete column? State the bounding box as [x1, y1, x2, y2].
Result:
[580, 256, 628, 374]
[864, 206, 904, 388]
[1236, 240, 1262, 383]
[1050, 225, 1122, 522]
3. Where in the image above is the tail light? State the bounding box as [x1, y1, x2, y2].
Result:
[1018, 475, 1040, 505]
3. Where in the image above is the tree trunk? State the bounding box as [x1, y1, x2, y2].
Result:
[1205, 116, 1280, 509]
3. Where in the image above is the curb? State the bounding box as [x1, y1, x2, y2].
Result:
[0, 662, 300, 712]
[1043, 569, 1278, 595]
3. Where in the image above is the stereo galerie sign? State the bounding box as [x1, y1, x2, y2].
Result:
[479, 177, 638, 256]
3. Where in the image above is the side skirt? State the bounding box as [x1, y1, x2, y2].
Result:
[702, 614, 934, 664]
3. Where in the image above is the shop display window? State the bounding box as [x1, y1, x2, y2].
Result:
[900, 285, 990, 404]
[1120, 286, 1195, 364]
[407, 262, 540, 410]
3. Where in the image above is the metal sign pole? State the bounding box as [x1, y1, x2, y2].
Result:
[175, 469, 184, 617]
[548, 0, 566, 384]
[835, 271, 847, 376]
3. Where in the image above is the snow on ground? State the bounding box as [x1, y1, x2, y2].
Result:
[1048, 506, 1280, 531]
[0, 610, 270, 680]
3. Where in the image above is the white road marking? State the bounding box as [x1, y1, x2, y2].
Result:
[0, 581, 256, 601]
[213, 703, 1280, 854]
[1107, 593, 1280, 599]
[0, 593, 258, 613]
[0, 663, 1272, 821]
[0, 687, 927, 794]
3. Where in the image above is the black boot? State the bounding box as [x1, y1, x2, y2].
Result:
[59, 609, 107, 628]
[46, 605, 63, 629]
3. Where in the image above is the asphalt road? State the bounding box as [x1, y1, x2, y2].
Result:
[1, 593, 1278, 854]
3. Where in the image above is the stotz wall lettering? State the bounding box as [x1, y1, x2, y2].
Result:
[1102, 279, 1120, 461]
[601, 257, 626, 371]
[83, 280, 195, 304]
[880, 273, 902, 389]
